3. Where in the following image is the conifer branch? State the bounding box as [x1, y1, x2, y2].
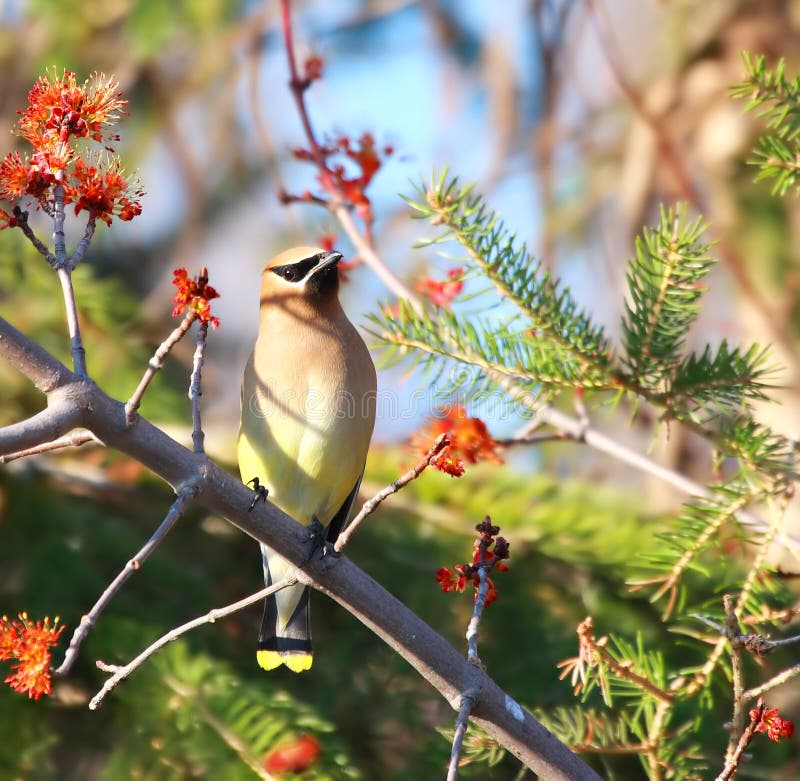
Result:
[410, 170, 611, 375]
[732, 52, 800, 196]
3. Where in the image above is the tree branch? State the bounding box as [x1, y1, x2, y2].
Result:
[0, 428, 99, 464]
[91, 578, 293, 710]
[0, 399, 85, 456]
[334, 433, 449, 552]
[57, 266, 88, 376]
[55, 485, 201, 676]
[0, 315, 74, 392]
[0, 316, 600, 780]
[189, 320, 208, 453]
[125, 311, 197, 424]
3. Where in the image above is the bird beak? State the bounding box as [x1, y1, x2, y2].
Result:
[312, 251, 343, 274]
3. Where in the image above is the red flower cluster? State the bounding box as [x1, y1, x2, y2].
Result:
[416, 267, 464, 308]
[0, 69, 142, 230]
[412, 405, 503, 477]
[68, 158, 143, 225]
[436, 517, 510, 606]
[263, 734, 321, 774]
[172, 267, 220, 328]
[0, 613, 65, 699]
[19, 70, 125, 146]
[751, 699, 794, 742]
[290, 132, 393, 227]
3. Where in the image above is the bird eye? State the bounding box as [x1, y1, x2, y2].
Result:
[282, 267, 297, 282]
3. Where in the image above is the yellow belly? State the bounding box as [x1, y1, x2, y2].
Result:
[238, 363, 371, 525]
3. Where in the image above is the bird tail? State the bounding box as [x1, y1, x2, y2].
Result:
[256, 544, 313, 673]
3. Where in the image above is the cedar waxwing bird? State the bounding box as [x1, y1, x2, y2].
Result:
[238, 246, 376, 673]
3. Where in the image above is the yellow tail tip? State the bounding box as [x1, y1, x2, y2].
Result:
[257, 649, 313, 673]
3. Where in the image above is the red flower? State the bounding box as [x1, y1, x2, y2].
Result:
[172, 267, 221, 328]
[0, 613, 65, 699]
[290, 132, 393, 228]
[751, 704, 795, 742]
[436, 567, 467, 593]
[416, 267, 464, 308]
[18, 69, 125, 147]
[65, 158, 143, 226]
[412, 405, 502, 475]
[0, 70, 141, 232]
[436, 517, 510, 606]
[263, 734, 321, 775]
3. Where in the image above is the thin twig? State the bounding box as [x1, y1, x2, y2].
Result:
[334, 433, 449, 552]
[332, 203, 421, 308]
[688, 496, 791, 695]
[724, 595, 746, 764]
[12, 206, 56, 264]
[164, 675, 277, 781]
[189, 320, 208, 454]
[0, 428, 100, 464]
[279, 0, 420, 307]
[466, 560, 489, 667]
[744, 662, 800, 701]
[715, 701, 765, 781]
[89, 577, 295, 710]
[56, 485, 200, 676]
[57, 267, 87, 376]
[446, 688, 480, 781]
[69, 215, 97, 269]
[577, 618, 675, 705]
[52, 180, 68, 266]
[125, 311, 197, 424]
[501, 391, 800, 555]
[494, 432, 571, 447]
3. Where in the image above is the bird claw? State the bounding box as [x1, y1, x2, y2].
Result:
[302, 516, 338, 564]
[247, 477, 269, 511]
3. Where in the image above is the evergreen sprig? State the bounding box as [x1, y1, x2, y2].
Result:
[370, 168, 796, 777]
[621, 206, 713, 387]
[370, 299, 609, 403]
[668, 342, 773, 414]
[631, 480, 763, 618]
[732, 52, 800, 195]
[405, 170, 612, 372]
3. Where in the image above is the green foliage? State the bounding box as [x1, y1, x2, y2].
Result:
[0, 234, 191, 424]
[732, 51, 800, 195]
[368, 166, 797, 777]
[621, 206, 713, 387]
[104, 642, 360, 780]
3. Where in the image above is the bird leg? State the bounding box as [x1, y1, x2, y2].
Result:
[302, 515, 339, 563]
[246, 477, 269, 511]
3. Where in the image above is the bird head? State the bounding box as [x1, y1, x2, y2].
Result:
[260, 246, 342, 307]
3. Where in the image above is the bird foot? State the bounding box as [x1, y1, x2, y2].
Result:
[247, 477, 269, 511]
[302, 516, 339, 564]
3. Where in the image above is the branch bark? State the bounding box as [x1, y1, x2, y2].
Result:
[0, 314, 600, 781]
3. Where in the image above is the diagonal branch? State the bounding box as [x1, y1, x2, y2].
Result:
[0, 314, 600, 781]
[125, 311, 197, 424]
[55, 484, 201, 676]
[91, 578, 294, 710]
[0, 428, 99, 464]
[0, 400, 85, 456]
[334, 433, 449, 552]
[279, 0, 420, 308]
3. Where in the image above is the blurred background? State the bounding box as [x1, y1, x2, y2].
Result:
[1, 0, 800, 778]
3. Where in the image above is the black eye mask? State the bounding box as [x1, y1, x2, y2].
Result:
[270, 254, 321, 283]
